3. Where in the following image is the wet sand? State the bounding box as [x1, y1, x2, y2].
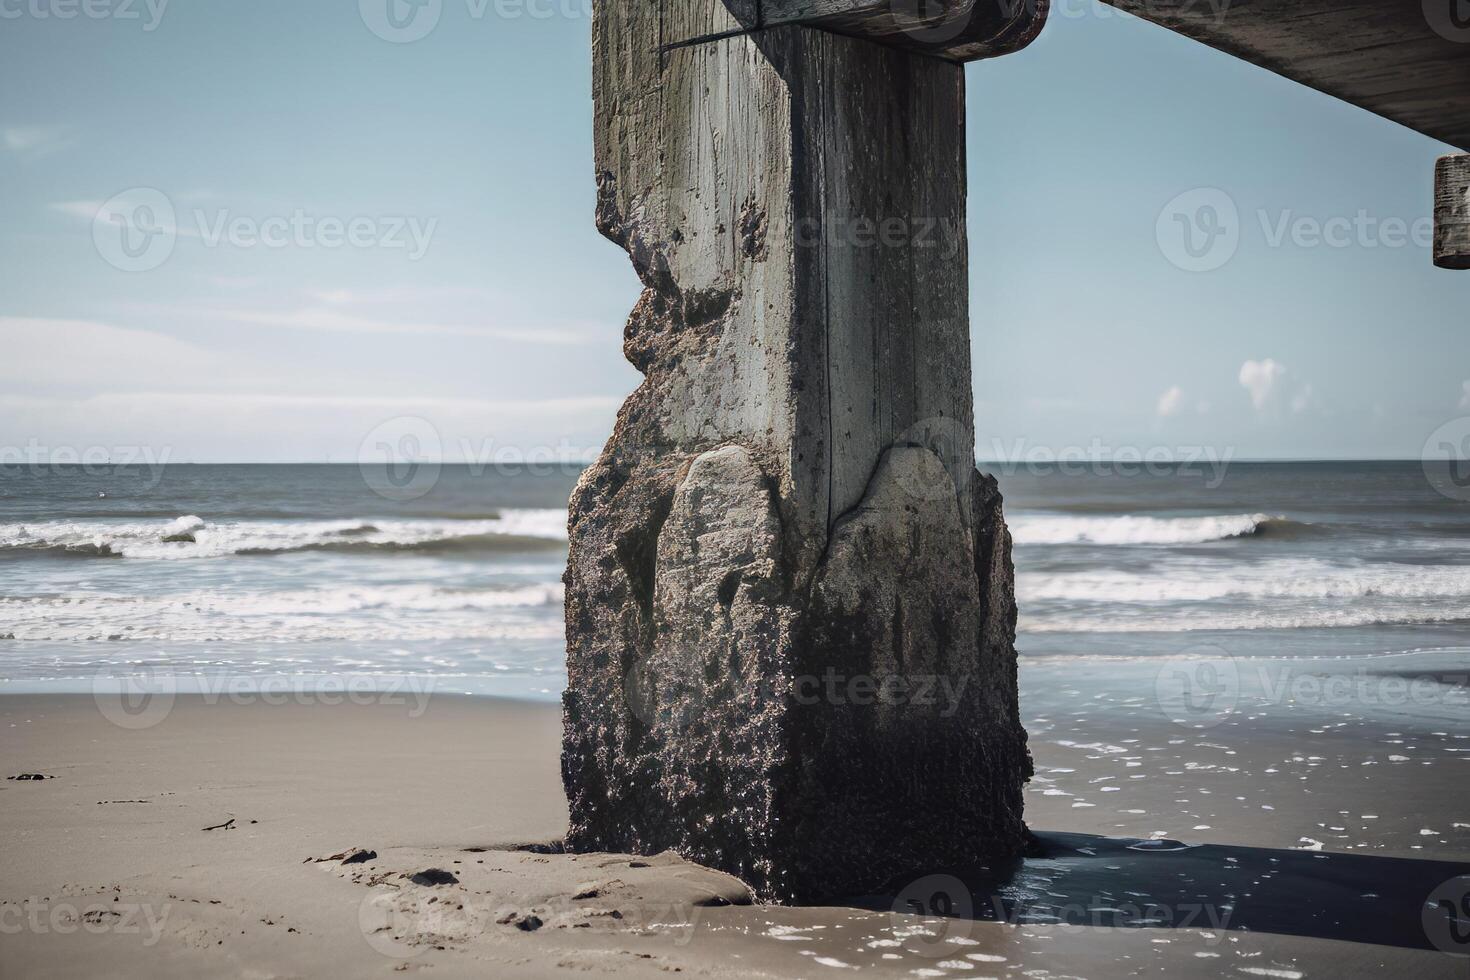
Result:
[2, 655, 1469, 978]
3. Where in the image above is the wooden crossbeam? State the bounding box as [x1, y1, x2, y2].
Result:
[664, 0, 1048, 62]
[1099, 0, 1470, 151]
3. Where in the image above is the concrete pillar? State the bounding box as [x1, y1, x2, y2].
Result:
[563, 0, 1043, 903]
[1436, 155, 1470, 270]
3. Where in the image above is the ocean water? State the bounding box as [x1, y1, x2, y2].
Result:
[1, 461, 1467, 698]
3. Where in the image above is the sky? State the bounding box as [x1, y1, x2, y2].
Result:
[1, 0, 1466, 464]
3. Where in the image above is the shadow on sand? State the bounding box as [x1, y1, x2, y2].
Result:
[843, 831, 1470, 954]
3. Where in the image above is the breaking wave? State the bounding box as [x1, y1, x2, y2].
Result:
[1009, 513, 1290, 546]
[1022, 561, 1470, 604]
[1019, 558, 1470, 632]
[0, 582, 566, 643]
[0, 511, 569, 560]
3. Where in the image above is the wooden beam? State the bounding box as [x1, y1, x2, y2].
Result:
[1437, 155, 1470, 269]
[762, 0, 1048, 61]
[1098, 0, 1470, 150]
[664, 0, 1049, 62]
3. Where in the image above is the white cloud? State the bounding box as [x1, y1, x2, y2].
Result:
[49, 200, 104, 221]
[205, 275, 264, 290]
[51, 197, 199, 238]
[0, 391, 620, 463]
[0, 316, 624, 461]
[0, 316, 224, 389]
[203, 306, 592, 346]
[1156, 385, 1185, 418]
[1239, 358, 1287, 412]
[3, 125, 77, 157]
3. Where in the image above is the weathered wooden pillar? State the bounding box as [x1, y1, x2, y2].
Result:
[563, 0, 1046, 902]
[1436, 155, 1470, 270]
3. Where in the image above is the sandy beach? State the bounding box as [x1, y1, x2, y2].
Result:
[4, 656, 1468, 978]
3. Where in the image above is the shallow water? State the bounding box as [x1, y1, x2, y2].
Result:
[2, 461, 1468, 697]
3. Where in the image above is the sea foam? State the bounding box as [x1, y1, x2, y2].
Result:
[1009, 513, 1281, 546]
[0, 510, 570, 560]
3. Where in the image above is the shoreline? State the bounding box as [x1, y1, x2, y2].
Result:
[3, 671, 1469, 977]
